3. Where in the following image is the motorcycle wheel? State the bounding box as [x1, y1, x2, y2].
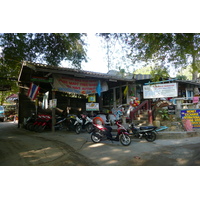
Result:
[86, 124, 93, 133]
[29, 124, 36, 131]
[91, 132, 101, 143]
[37, 125, 46, 133]
[119, 134, 131, 146]
[27, 123, 33, 131]
[145, 131, 156, 142]
[34, 124, 40, 132]
[75, 125, 82, 134]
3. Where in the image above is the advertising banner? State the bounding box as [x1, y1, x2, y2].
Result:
[181, 109, 200, 128]
[86, 103, 99, 111]
[53, 74, 98, 94]
[143, 83, 178, 99]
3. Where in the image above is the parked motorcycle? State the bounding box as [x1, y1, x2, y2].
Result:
[24, 113, 36, 129]
[90, 120, 131, 146]
[79, 114, 93, 133]
[129, 123, 157, 142]
[27, 114, 49, 131]
[36, 115, 66, 132]
[66, 115, 83, 134]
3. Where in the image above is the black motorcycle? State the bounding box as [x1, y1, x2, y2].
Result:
[129, 123, 157, 142]
[66, 115, 83, 134]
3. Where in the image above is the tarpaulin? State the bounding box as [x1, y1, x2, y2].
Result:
[53, 74, 98, 95]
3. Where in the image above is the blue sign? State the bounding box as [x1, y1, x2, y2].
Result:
[181, 109, 200, 128]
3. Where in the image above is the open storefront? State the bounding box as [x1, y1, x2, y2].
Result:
[18, 61, 135, 130]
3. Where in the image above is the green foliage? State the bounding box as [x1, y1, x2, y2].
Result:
[133, 66, 152, 74]
[99, 33, 200, 80]
[150, 65, 170, 82]
[176, 65, 192, 80]
[0, 33, 88, 103]
[176, 75, 187, 80]
[0, 33, 87, 68]
[158, 109, 169, 120]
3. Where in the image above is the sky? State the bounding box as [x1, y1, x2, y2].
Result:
[61, 33, 178, 77]
[81, 33, 108, 73]
[60, 33, 108, 73]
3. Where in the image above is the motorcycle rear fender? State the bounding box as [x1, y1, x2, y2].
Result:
[41, 122, 47, 126]
[119, 131, 129, 135]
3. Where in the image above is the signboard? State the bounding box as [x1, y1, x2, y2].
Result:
[53, 74, 98, 94]
[181, 109, 200, 128]
[31, 76, 53, 83]
[168, 105, 176, 115]
[88, 95, 96, 102]
[49, 99, 57, 108]
[143, 83, 178, 99]
[86, 103, 99, 111]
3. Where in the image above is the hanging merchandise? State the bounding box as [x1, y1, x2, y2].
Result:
[101, 81, 108, 92]
[42, 91, 49, 109]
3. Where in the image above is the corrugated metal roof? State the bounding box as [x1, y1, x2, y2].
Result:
[134, 74, 152, 80]
[22, 61, 134, 82]
[175, 79, 200, 86]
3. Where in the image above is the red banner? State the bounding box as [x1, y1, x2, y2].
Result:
[53, 74, 98, 94]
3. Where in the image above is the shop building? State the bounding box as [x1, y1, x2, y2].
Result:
[18, 61, 135, 128]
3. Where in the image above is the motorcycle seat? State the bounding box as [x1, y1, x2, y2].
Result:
[140, 126, 156, 130]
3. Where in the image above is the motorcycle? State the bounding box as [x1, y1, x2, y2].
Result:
[28, 114, 49, 131]
[24, 113, 36, 129]
[35, 115, 67, 132]
[129, 123, 157, 142]
[79, 114, 93, 133]
[66, 115, 83, 134]
[90, 120, 131, 146]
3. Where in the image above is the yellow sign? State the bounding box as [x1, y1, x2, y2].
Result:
[88, 95, 96, 102]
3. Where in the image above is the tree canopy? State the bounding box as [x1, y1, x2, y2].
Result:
[0, 33, 88, 103]
[99, 33, 200, 80]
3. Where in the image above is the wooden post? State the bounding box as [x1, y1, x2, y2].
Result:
[148, 100, 153, 125]
[113, 88, 116, 109]
[52, 90, 56, 133]
[119, 84, 122, 105]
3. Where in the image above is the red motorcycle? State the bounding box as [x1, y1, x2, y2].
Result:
[90, 120, 131, 146]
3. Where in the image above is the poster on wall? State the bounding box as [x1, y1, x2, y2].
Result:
[86, 103, 99, 111]
[49, 99, 57, 108]
[181, 109, 200, 128]
[88, 95, 96, 102]
[143, 83, 178, 99]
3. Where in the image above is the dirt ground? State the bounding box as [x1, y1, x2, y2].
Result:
[1, 121, 200, 166]
[0, 122, 97, 166]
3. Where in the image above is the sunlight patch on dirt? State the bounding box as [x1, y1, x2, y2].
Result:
[88, 143, 105, 148]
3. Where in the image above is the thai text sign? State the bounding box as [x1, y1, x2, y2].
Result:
[143, 83, 178, 99]
[86, 103, 99, 111]
[181, 109, 200, 128]
[53, 74, 98, 94]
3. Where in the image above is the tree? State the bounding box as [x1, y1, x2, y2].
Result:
[97, 33, 132, 72]
[99, 33, 200, 81]
[133, 66, 152, 74]
[0, 33, 88, 103]
[176, 65, 192, 80]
